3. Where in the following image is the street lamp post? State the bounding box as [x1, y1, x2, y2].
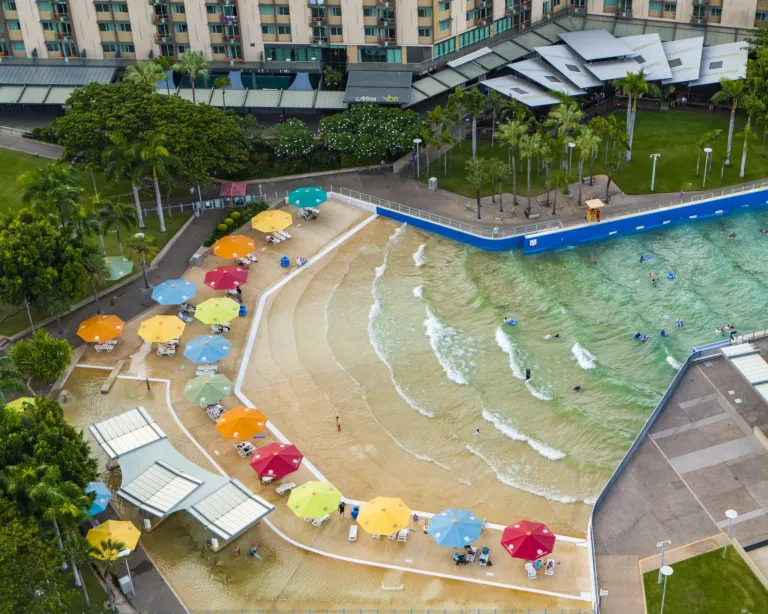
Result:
[650, 153, 661, 192]
[723, 509, 738, 559]
[568, 142, 576, 174]
[413, 138, 423, 179]
[660, 565, 674, 614]
[656, 540, 671, 584]
[702, 147, 712, 188]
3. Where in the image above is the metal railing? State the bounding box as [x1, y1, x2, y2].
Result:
[329, 186, 563, 239]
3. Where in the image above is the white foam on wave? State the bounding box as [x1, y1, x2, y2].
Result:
[413, 284, 423, 299]
[666, 354, 683, 370]
[526, 381, 553, 401]
[482, 408, 565, 460]
[467, 444, 595, 505]
[495, 326, 552, 401]
[413, 243, 427, 267]
[424, 306, 474, 385]
[572, 342, 597, 370]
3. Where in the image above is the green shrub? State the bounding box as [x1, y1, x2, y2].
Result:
[223, 217, 234, 226]
[26, 125, 59, 144]
[204, 200, 269, 246]
[231, 211, 241, 220]
[217, 223, 228, 232]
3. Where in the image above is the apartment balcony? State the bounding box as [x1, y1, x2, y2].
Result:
[377, 0, 393, 8]
[691, 0, 708, 5]
[309, 16, 328, 25]
[155, 32, 172, 42]
[152, 14, 169, 23]
[506, 2, 529, 15]
[378, 16, 395, 25]
[475, 0, 491, 8]
[378, 35, 396, 46]
[221, 14, 238, 23]
[310, 35, 329, 46]
[223, 33, 240, 41]
[568, 3, 586, 12]
[618, 8, 632, 16]
[54, 12, 70, 21]
[691, 14, 707, 22]
[476, 16, 491, 25]
[55, 30, 74, 41]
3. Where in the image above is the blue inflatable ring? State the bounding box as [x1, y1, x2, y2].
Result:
[667, 272, 676, 280]
[506, 319, 517, 326]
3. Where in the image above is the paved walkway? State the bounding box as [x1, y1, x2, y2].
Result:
[0, 130, 63, 159]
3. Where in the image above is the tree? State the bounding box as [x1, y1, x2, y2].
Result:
[447, 87, 466, 151]
[604, 161, 620, 201]
[102, 134, 145, 229]
[322, 65, 343, 90]
[757, 106, 768, 157]
[463, 87, 486, 159]
[11, 329, 72, 383]
[737, 95, 764, 178]
[82, 252, 109, 315]
[0, 357, 23, 403]
[487, 158, 510, 214]
[125, 234, 159, 290]
[436, 129, 456, 177]
[545, 102, 584, 170]
[139, 134, 179, 233]
[498, 120, 528, 207]
[173, 50, 209, 104]
[100, 201, 137, 255]
[97, 538, 127, 612]
[153, 55, 175, 95]
[213, 76, 232, 110]
[575, 128, 600, 206]
[465, 158, 489, 220]
[123, 61, 164, 87]
[588, 116, 610, 174]
[519, 132, 543, 217]
[711, 78, 746, 167]
[614, 70, 659, 162]
[486, 89, 504, 146]
[268, 118, 316, 158]
[19, 163, 83, 222]
[550, 170, 570, 216]
[37, 288, 73, 335]
[68, 536, 100, 609]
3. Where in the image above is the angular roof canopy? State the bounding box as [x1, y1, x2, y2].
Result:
[481, 74, 561, 107]
[688, 41, 748, 87]
[88, 407, 166, 460]
[621, 33, 673, 81]
[661, 37, 704, 84]
[508, 59, 585, 96]
[535, 45, 603, 89]
[558, 29, 633, 61]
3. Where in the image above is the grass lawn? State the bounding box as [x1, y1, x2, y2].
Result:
[66, 565, 112, 614]
[643, 548, 768, 614]
[420, 110, 768, 199]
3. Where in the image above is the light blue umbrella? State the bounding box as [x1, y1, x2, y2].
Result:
[288, 186, 328, 209]
[152, 279, 197, 305]
[183, 335, 232, 364]
[427, 508, 483, 548]
[86, 482, 112, 516]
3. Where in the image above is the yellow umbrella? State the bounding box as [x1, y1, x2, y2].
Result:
[251, 210, 293, 233]
[215, 406, 267, 439]
[356, 496, 411, 535]
[86, 520, 141, 559]
[194, 297, 241, 325]
[77, 314, 125, 343]
[138, 315, 186, 343]
[212, 234, 256, 259]
[5, 397, 35, 412]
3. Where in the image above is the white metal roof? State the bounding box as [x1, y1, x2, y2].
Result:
[535, 45, 603, 89]
[189, 480, 273, 540]
[88, 407, 166, 460]
[480, 74, 561, 108]
[688, 41, 748, 87]
[584, 58, 644, 81]
[721, 343, 759, 358]
[731, 353, 768, 385]
[449, 47, 493, 68]
[661, 37, 704, 85]
[753, 382, 768, 406]
[117, 460, 203, 518]
[558, 29, 633, 61]
[508, 59, 585, 96]
[621, 33, 673, 81]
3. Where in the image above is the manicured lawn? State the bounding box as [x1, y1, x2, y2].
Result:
[420, 110, 768, 198]
[643, 548, 768, 614]
[66, 565, 112, 614]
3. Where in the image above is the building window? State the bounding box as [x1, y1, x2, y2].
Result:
[603, 0, 616, 6]
[259, 5, 274, 15]
[330, 25, 342, 35]
[709, 6, 721, 16]
[261, 24, 275, 34]
[171, 3, 184, 13]
[177, 44, 189, 52]
[363, 6, 376, 17]
[466, 10, 475, 21]
[98, 22, 115, 32]
[434, 37, 455, 58]
[495, 15, 512, 33]
[6, 19, 20, 30]
[101, 42, 117, 53]
[174, 23, 188, 33]
[543, 0, 551, 13]
[758, 11, 768, 21]
[114, 3, 128, 12]
[38, 1, 53, 10]
[94, 3, 110, 12]
[41, 21, 56, 30]
[417, 7, 432, 18]
[418, 26, 432, 37]
[2, 2, 17, 11]
[11, 41, 25, 52]
[329, 6, 341, 16]
[553, 0, 561, 6]
[212, 44, 226, 54]
[439, 1, 450, 12]
[439, 19, 450, 31]
[206, 4, 221, 15]
[364, 26, 377, 36]
[277, 24, 291, 34]
[120, 43, 135, 53]
[276, 5, 290, 15]
[116, 22, 131, 32]
[46, 42, 61, 52]
[648, 0, 661, 10]
[209, 24, 223, 33]
[459, 25, 489, 48]
[663, 2, 675, 11]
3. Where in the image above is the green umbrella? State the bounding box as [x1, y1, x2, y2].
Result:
[104, 257, 134, 281]
[183, 374, 233, 404]
[288, 187, 328, 209]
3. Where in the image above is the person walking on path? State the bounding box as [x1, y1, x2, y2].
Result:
[338, 501, 346, 518]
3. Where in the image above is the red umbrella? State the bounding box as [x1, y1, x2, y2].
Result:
[250, 443, 303, 479]
[204, 265, 248, 290]
[500, 520, 556, 560]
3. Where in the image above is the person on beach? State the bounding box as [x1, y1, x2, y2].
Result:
[476, 428, 480, 436]
[525, 368, 531, 381]
[234, 546, 241, 557]
[659, 329, 668, 337]
[573, 385, 582, 393]
[675, 318, 685, 327]
[336, 423, 342, 432]
[338, 501, 346, 517]
[413, 513, 419, 524]
[248, 544, 258, 557]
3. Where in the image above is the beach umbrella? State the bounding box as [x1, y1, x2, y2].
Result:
[215, 406, 267, 439]
[288, 187, 328, 209]
[251, 210, 293, 233]
[194, 297, 241, 325]
[85, 482, 112, 516]
[212, 234, 255, 259]
[151, 279, 196, 305]
[500, 520, 556, 561]
[427, 508, 483, 548]
[104, 256, 134, 281]
[356, 496, 411, 535]
[287, 481, 342, 519]
[183, 374, 232, 404]
[5, 396, 35, 412]
[77, 314, 125, 343]
[204, 265, 248, 290]
[183, 335, 232, 364]
[138, 315, 186, 343]
[250, 443, 303, 479]
[86, 520, 140, 559]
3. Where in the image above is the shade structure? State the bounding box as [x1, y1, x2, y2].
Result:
[215, 406, 267, 439]
[183, 335, 232, 364]
[251, 210, 293, 233]
[357, 496, 411, 535]
[287, 481, 342, 519]
[204, 265, 248, 290]
[212, 234, 255, 259]
[500, 520, 556, 561]
[77, 314, 125, 343]
[151, 279, 196, 305]
[288, 187, 328, 209]
[427, 508, 483, 548]
[86, 520, 141, 559]
[5, 396, 35, 412]
[194, 297, 241, 325]
[138, 315, 186, 343]
[183, 374, 233, 404]
[86, 481, 112, 516]
[249, 443, 303, 479]
[104, 256, 134, 281]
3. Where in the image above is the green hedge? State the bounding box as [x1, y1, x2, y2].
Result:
[203, 200, 268, 247]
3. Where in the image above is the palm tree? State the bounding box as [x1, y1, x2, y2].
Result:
[614, 70, 659, 162]
[82, 252, 109, 314]
[0, 356, 24, 403]
[19, 163, 83, 221]
[123, 61, 164, 86]
[69, 536, 100, 609]
[69, 204, 102, 246]
[487, 158, 510, 214]
[695, 133, 710, 177]
[497, 120, 528, 207]
[139, 135, 179, 233]
[587, 116, 609, 178]
[501, 98, 531, 125]
[153, 55, 176, 95]
[422, 127, 440, 178]
[100, 201, 137, 255]
[125, 233, 159, 290]
[737, 95, 764, 178]
[711, 77, 746, 167]
[545, 102, 584, 170]
[38, 288, 72, 335]
[463, 87, 486, 159]
[604, 161, 620, 202]
[519, 132, 543, 217]
[447, 87, 466, 151]
[214, 76, 232, 109]
[540, 131, 555, 206]
[757, 106, 768, 157]
[550, 170, 570, 216]
[465, 157, 489, 220]
[436, 129, 457, 177]
[575, 128, 600, 206]
[173, 50, 209, 104]
[97, 538, 127, 612]
[486, 89, 504, 146]
[102, 134, 146, 229]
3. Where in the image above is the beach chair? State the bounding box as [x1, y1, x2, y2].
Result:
[196, 364, 218, 376]
[312, 514, 330, 527]
[397, 529, 408, 542]
[156, 344, 176, 357]
[525, 562, 537, 580]
[180, 302, 196, 315]
[348, 525, 358, 542]
[372, 534, 381, 540]
[176, 311, 194, 324]
[479, 547, 490, 567]
[205, 405, 225, 421]
[545, 559, 555, 576]
[307, 207, 320, 217]
[235, 441, 255, 457]
[276, 230, 292, 241]
[211, 323, 231, 335]
[234, 257, 250, 268]
[423, 522, 430, 534]
[94, 341, 116, 352]
[466, 547, 477, 563]
[388, 533, 397, 541]
[275, 482, 296, 495]
[246, 253, 259, 263]
[261, 476, 273, 485]
[167, 338, 181, 346]
[266, 235, 281, 244]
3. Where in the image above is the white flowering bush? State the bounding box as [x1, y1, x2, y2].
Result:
[268, 118, 316, 158]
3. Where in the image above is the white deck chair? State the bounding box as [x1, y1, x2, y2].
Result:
[545, 558, 555, 576]
[156, 344, 175, 357]
[94, 342, 115, 353]
[348, 525, 358, 541]
[235, 442, 255, 457]
[397, 529, 408, 542]
[388, 532, 397, 541]
[275, 482, 296, 495]
[525, 562, 537, 580]
[196, 364, 218, 376]
[312, 514, 330, 527]
[372, 534, 381, 540]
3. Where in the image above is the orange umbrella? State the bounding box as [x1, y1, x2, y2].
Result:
[212, 235, 255, 259]
[77, 315, 125, 343]
[216, 406, 267, 439]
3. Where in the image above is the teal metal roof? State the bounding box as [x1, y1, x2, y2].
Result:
[0, 65, 116, 86]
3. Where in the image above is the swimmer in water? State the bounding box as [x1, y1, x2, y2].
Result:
[649, 271, 655, 278]
[652, 278, 658, 285]
[761, 229, 768, 235]
[640, 255, 645, 263]
[725, 324, 734, 330]
[525, 367, 531, 381]
[675, 319, 685, 328]
[728, 232, 737, 239]
[659, 329, 668, 337]
[716, 327, 724, 335]
[573, 385, 582, 393]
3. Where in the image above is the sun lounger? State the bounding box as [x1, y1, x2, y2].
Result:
[166, 338, 180, 346]
[306, 207, 320, 216]
[202, 402, 224, 410]
[180, 302, 196, 314]
[205, 405, 225, 421]
[348, 525, 358, 542]
[423, 522, 430, 534]
[261, 476, 273, 484]
[312, 514, 330, 527]
[466, 546, 477, 562]
[388, 532, 397, 541]
[176, 311, 194, 324]
[397, 529, 408, 542]
[196, 364, 218, 376]
[235, 441, 255, 457]
[298, 209, 316, 220]
[276, 230, 292, 241]
[545, 558, 555, 576]
[266, 235, 282, 244]
[94, 341, 117, 352]
[372, 534, 381, 540]
[211, 323, 231, 335]
[479, 546, 490, 567]
[525, 562, 537, 580]
[234, 257, 250, 268]
[156, 344, 176, 357]
[246, 253, 259, 263]
[275, 482, 296, 495]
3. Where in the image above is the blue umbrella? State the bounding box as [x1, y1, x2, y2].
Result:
[427, 508, 483, 548]
[288, 187, 328, 209]
[86, 482, 112, 516]
[183, 335, 232, 364]
[152, 279, 197, 305]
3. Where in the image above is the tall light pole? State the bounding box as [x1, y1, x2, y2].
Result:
[650, 153, 661, 192]
[413, 137, 422, 178]
[702, 147, 712, 188]
[657, 539, 671, 583]
[660, 565, 674, 614]
[723, 509, 738, 559]
[568, 142, 576, 174]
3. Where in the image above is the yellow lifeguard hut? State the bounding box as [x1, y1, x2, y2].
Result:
[585, 198, 605, 222]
